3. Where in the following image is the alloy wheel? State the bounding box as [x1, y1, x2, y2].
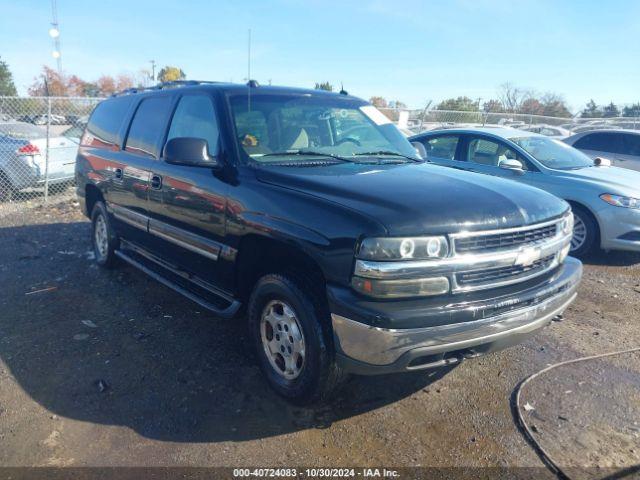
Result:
[260, 300, 306, 380]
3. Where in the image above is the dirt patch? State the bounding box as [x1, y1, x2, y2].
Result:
[0, 199, 638, 473]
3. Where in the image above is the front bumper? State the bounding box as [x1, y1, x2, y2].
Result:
[595, 203, 640, 252]
[330, 257, 582, 375]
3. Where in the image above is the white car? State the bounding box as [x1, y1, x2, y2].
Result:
[519, 124, 573, 138]
[564, 129, 640, 172]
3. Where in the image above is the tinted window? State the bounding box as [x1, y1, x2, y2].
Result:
[166, 95, 220, 155]
[467, 138, 517, 167]
[84, 97, 133, 148]
[573, 132, 622, 153]
[621, 133, 640, 156]
[125, 96, 173, 158]
[423, 135, 459, 160]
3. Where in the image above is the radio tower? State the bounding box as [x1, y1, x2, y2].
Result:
[49, 0, 62, 73]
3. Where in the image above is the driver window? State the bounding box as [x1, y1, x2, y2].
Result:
[467, 138, 520, 167]
[167, 95, 220, 156]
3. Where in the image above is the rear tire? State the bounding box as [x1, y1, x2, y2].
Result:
[569, 204, 598, 257]
[248, 274, 346, 404]
[91, 201, 119, 268]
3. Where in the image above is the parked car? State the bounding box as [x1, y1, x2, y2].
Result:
[518, 124, 573, 138]
[76, 82, 581, 403]
[0, 122, 78, 201]
[33, 114, 67, 125]
[411, 127, 640, 256]
[61, 116, 89, 144]
[564, 130, 640, 172]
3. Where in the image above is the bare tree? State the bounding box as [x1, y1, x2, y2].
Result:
[497, 83, 530, 112]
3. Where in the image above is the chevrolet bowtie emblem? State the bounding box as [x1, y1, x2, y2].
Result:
[515, 247, 542, 267]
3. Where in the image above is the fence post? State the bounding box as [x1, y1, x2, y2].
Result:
[44, 97, 51, 203]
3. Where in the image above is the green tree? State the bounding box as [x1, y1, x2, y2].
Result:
[314, 81, 333, 91]
[158, 66, 186, 83]
[581, 99, 601, 118]
[0, 57, 17, 96]
[436, 96, 477, 111]
[622, 103, 640, 117]
[602, 102, 620, 118]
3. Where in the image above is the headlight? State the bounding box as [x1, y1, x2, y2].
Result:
[357, 236, 449, 260]
[600, 193, 640, 209]
[560, 212, 574, 235]
[352, 276, 450, 299]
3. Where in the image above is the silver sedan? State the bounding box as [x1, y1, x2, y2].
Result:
[410, 127, 640, 257]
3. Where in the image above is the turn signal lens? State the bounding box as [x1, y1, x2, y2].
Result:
[600, 193, 640, 209]
[352, 276, 450, 299]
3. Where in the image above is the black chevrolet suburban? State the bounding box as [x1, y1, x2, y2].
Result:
[76, 81, 582, 403]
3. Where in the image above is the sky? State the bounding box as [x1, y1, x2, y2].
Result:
[1, 0, 639, 112]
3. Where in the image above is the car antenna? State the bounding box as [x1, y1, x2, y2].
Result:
[339, 83, 348, 95]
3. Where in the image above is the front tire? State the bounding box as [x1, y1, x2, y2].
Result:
[570, 205, 598, 257]
[91, 201, 119, 268]
[248, 274, 345, 404]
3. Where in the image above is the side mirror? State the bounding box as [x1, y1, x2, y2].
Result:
[594, 157, 611, 167]
[411, 141, 427, 160]
[163, 137, 221, 168]
[498, 158, 524, 174]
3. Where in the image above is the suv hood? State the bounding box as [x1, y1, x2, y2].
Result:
[552, 165, 640, 196]
[256, 162, 568, 236]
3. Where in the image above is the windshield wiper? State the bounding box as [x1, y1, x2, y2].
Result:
[258, 150, 354, 163]
[352, 150, 422, 162]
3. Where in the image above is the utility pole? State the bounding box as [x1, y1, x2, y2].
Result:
[149, 60, 156, 83]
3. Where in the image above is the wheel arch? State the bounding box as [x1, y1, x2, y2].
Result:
[565, 199, 601, 247]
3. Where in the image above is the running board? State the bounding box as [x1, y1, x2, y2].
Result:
[115, 249, 241, 319]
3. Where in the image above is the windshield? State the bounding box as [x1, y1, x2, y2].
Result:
[510, 136, 593, 169]
[229, 93, 419, 164]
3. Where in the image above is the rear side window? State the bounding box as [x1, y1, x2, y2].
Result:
[166, 95, 220, 156]
[574, 132, 621, 153]
[621, 134, 640, 156]
[125, 96, 173, 158]
[83, 97, 133, 148]
[423, 135, 459, 160]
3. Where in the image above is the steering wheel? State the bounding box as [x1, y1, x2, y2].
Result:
[335, 137, 361, 146]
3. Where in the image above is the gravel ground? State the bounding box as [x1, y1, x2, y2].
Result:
[0, 199, 638, 477]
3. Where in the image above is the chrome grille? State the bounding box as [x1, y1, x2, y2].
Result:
[456, 255, 556, 289]
[454, 224, 558, 254]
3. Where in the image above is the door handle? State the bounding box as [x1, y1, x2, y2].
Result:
[150, 174, 163, 190]
[114, 167, 123, 180]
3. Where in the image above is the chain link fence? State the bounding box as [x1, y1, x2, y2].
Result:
[379, 107, 640, 135]
[0, 96, 102, 225]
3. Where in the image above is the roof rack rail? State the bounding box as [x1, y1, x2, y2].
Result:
[110, 80, 223, 97]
